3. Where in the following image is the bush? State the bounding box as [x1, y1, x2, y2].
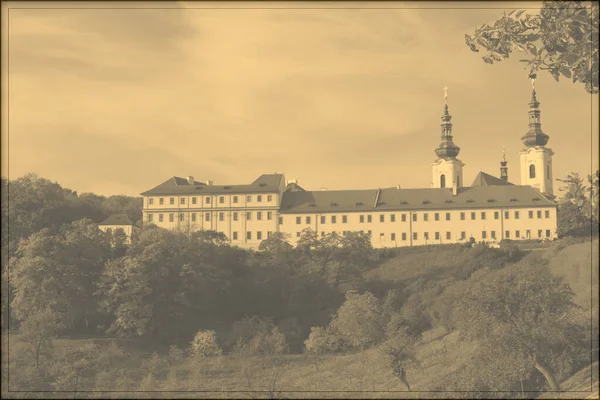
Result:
[227, 316, 288, 356]
[189, 330, 222, 357]
[140, 353, 169, 379]
[304, 326, 343, 355]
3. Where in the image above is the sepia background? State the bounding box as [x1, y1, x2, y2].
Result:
[1, 1, 598, 195]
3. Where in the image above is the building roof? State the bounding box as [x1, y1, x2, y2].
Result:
[285, 182, 306, 192]
[470, 171, 514, 187]
[280, 184, 555, 214]
[99, 214, 133, 226]
[140, 174, 284, 196]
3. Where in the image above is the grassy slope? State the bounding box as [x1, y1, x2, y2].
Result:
[3, 238, 598, 399]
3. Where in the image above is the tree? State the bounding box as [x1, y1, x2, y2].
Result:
[329, 291, 385, 351]
[556, 171, 600, 237]
[451, 262, 589, 391]
[18, 308, 64, 368]
[466, 1, 599, 93]
[380, 330, 419, 391]
[11, 219, 111, 331]
[189, 330, 222, 357]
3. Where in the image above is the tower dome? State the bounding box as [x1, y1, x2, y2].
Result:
[521, 75, 550, 147]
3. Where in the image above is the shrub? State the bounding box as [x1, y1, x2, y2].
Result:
[189, 330, 222, 357]
[304, 326, 343, 355]
[227, 316, 288, 356]
[140, 353, 169, 379]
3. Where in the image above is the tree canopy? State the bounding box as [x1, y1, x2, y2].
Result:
[466, 1, 599, 93]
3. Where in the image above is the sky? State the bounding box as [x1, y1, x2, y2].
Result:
[2, 1, 598, 197]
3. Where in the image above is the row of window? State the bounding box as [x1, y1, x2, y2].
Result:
[291, 229, 552, 240]
[232, 231, 273, 241]
[148, 211, 275, 223]
[291, 210, 552, 224]
[148, 194, 274, 206]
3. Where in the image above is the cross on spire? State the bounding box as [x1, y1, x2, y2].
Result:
[502, 147, 506, 162]
[444, 85, 448, 104]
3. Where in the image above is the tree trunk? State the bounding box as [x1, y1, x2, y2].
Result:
[535, 361, 561, 391]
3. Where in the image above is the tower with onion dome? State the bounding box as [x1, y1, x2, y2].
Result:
[431, 86, 465, 189]
[518, 74, 554, 196]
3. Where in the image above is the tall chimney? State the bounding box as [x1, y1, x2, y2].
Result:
[206, 180, 213, 186]
[187, 176, 194, 185]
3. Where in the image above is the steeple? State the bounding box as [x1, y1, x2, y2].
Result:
[435, 86, 461, 160]
[521, 73, 549, 147]
[500, 147, 508, 181]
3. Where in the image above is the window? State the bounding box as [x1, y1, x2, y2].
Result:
[413, 232, 418, 240]
[179, 213, 185, 222]
[482, 231, 487, 239]
[321, 232, 325, 237]
[342, 215, 347, 223]
[460, 212, 465, 221]
[424, 232, 429, 240]
[435, 232, 440, 240]
[537, 210, 542, 219]
[529, 164, 536, 179]
[460, 231, 466, 240]
[368, 230, 372, 236]
[247, 212, 252, 221]
[446, 212, 451, 221]
[471, 212, 476, 220]
[170, 198, 175, 205]
[219, 196, 224, 204]
[412, 214, 417, 222]
[391, 233, 396, 241]
[296, 216, 301, 224]
[149, 198, 154, 205]
[434, 213, 439, 221]
[538, 229, 542, 238]
[516, 230, 520, 238]
[360, 215, 365, 223]
[401, 214, 406, 222]
[424, 214, 429, 222]
[505, 230, 510, 239]
[481, 212, 486, 220]
[257, 232, 262, 240]
[505, 211, 510, 219]
[233, 196, 238, 204]
[491, 231, 496, 239]
[321, 216, 326, 224]
[279, 217, 283, 224]
[267, 212, 272, 220]
[219, 212, 224, 222]
[526, 230, 531, 238]
[391, 214, 396, 222]
[332, 216, 337, 224]
[181, 197, 186, 205]
[267, 232, 272, 238]
[159, 198, 164, 205]
[267, 195, 272, 202]
[159, 214, 164, 222]
[402, 233, 407, 241]
[306, 216, 311, 224]
[148, 213, 153, 222]
[546, 230, 551, 238]
[296, 232, 301, 237]
[169, 213, 174, 222]
[446, 232, 451, 240]
[529, 211, 534, 218]
[545, 210, 550, 218]
[233, 232, 238, 240]
[247, 232, 252, 240]
[233, 212, 238, 221]
[515, 211, 520, 219]
[368, 215, 372, 223]
[245, 195, 251, 202]
[440, 174, 446, 188]
[257, 195, 262, 203]
[192, 197, 197, 205]
[205, 213, 211, 222]
[494, 211, 499, 220]
[206, 197, 211, 204]
[257, 212, 262, 221]
[192, 213, 196, 222]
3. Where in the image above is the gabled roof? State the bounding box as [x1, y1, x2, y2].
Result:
[280, 185, 555, 214]
[140, 174, 284, 196]
[99, 214, 133, 226]
[470, 171, 513, 187]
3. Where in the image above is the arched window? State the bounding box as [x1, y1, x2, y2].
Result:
[440, 174, 446, 188]
[457, 175, 460, 187]
[529, 164, 536, 179]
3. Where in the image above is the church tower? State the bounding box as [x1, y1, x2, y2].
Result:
[431, 86, 464, 189]
[518, 75, 554, 196]
[500, 148, 508, 181]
